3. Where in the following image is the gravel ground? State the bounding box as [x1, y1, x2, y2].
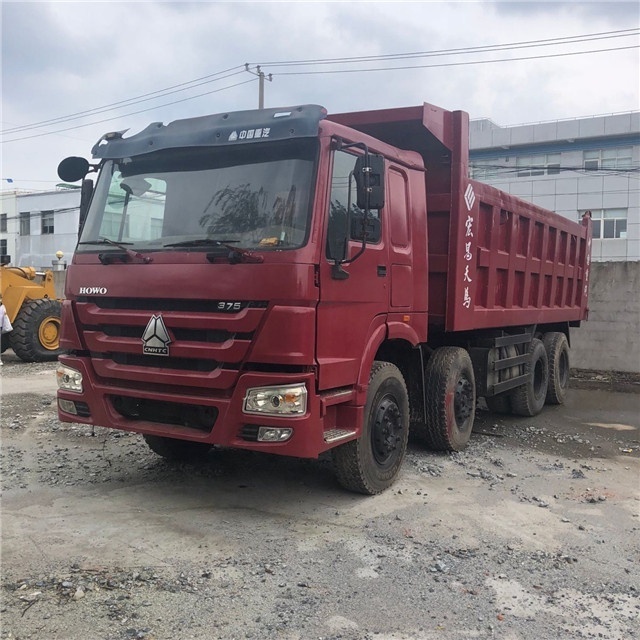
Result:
[1, 353, 639, 640]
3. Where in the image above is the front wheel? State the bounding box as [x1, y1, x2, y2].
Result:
[333, 361, 409, 495]
[420, 347, 476, 452]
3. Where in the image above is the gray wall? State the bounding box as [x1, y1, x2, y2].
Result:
[571, 262, 640, 373]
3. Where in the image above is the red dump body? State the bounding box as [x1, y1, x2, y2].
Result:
[329, 103, 592, 333]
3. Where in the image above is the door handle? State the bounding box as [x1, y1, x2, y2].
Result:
[377, 265, 387, 277]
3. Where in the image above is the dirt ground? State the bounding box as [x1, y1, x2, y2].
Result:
[1, 352, 639, 640]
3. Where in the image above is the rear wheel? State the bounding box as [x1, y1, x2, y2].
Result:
[511, 339, 549, 417]
[420, 347, 476, 451]
[143, 435, 212, 462]
[9, 298, 62, 362]
[333, 361, 409, 495]
[543, 332, 570, 405]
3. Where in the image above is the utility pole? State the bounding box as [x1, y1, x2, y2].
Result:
[244, 64, 273, 109]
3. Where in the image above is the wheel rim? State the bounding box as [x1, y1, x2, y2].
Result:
[454, 376, 474, 429]
[371, 395, 403, 468]
[38, 316, 61, 350]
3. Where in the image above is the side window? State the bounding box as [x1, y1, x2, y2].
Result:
[388, 168, 409, 248]
[326, 150, 380, 259]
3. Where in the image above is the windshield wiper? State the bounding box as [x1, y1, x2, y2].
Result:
[163, 238, 241, 248]
[163, 239, 263, 264]
[79, 237, 153, 264]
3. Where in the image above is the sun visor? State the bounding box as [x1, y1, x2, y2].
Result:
[91, 104, 328, 159]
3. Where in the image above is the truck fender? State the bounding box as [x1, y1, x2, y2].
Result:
[353, 316, 388, 405]
[386, 319, 422, 346]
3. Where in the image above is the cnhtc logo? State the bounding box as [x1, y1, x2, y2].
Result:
[141, 314, 172, 356]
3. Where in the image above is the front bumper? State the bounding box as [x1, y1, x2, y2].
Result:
[56, 355, 332, 459]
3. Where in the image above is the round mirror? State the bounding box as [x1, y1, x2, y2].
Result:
[57, 156, 90, 182]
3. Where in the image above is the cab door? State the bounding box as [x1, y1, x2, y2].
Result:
[316, 148, 389, 391]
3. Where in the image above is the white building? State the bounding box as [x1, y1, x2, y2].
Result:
[469, 111, 640, 261]
[0, 188, 80, 270]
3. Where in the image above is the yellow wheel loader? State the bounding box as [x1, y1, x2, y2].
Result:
[1, 266, 63, 362]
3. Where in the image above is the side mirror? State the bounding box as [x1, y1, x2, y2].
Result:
[354, 154, 385, 211]
[351, 214, 381, 244]
[58, 157, 90, 183]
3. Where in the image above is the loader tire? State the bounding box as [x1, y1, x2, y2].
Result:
[9, 298, 62, 362]
[143, 435, 212, 462]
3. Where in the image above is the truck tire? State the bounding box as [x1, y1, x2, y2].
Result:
[143, 435, 212, 462]
[543, 332, 570, 405]
[9, 298, 63, 362]
[511, 338, 549, 417]
[421, 347, 476, 451]
[333, 361, 409, 495]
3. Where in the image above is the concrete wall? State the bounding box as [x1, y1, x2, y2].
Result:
[571, 261, 640, 373]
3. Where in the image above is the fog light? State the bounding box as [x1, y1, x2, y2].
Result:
[56, 364, 83, 392]
[257, 427, 293, 442]
[58, 398, 78, 415]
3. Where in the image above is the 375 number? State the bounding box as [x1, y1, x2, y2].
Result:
[217, 301, 242, 312]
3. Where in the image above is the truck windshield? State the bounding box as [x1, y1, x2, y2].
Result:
[79, 139, 317, 252]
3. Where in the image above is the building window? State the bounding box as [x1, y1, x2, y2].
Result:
[584, 147, 633, 171]
[0, 239, 7, 257]
[516, 153, 561, 177]
[0, 214, 6, 233]
[20, 212, 31, 236]
[470, 162, 502, 180]
[41, 210, 54, 235]
[582, 209, 627, 239]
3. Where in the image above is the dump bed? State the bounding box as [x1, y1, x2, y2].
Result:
[329, 103, 592, 332]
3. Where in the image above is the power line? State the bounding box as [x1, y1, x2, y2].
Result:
[0, 67, 248, 135]
[1, 78, 259, 144]
[1, 66, 247, 136]
[270, 45, 638, 76]
[252, 28, 639, 67]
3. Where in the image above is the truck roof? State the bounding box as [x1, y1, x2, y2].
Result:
[91, 104, 329, 159]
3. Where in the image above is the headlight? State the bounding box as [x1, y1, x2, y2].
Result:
[243, 384, 307, 416]
[56, 364, 83, 392]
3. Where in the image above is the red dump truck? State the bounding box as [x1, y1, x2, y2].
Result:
[56, 102, 592, 494]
